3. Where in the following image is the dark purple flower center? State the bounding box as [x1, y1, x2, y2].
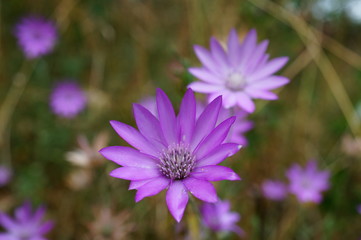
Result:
[225, 72, 246, 91]
[158, 144, 196, 180]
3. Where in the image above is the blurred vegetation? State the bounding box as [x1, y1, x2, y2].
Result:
[1, 0, 361, 239]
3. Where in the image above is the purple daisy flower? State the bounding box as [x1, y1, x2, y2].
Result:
[0, 201, 54, 239]
[14, 15, 58, 59]
[261, 180, 287, 201]
[188, 29, 289, 113]
[200, 200, 244, 236]
[100, 89, 241, 222]
[50, 81, 87, 119]
[0, 166, 12, 187]
[287, 160, 330, 204]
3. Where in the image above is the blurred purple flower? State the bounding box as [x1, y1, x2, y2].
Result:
[0, 166, 12, 187]
[357, 204, 361, 214]
[0, 201, 54, 239]
[14, 15, 57, 59]
[100, 89, 241, 222]
[261, 180, 287, 201]
[188, 29, 289, 113]
[50, 81, 87, 118]
[287, 160, 330, 203]
[201, 200, 244, 236]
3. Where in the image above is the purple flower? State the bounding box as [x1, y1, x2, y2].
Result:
[0, 166, 12, 187]
[0, 201, 54, 239]
[188, 29, 289, 113]
[50, 81, 87, 118]
[261, 180, 287, 201]
[100, 89, 241, 222]
[201, 200, 244, 236]
[287, 160, 330, 203]
[357, 204, 361, 214]
[14, 15, 58, 59]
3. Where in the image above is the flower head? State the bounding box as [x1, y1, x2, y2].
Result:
[287, 160, 330, 203]
[50, 80, 87, 118]
[100, 89, 241, 222]
[188, 29, 289, 113]
[261, 180, 287, 201]
[200, 200, 244, 236]
[0, 166, 12, 187]
[14, 15, 58, 59]
[0, 201, 54, 239]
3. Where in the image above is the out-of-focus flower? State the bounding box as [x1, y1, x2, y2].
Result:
[14, 15, 57, 59]
[100, 89, 241, 222]
[357, 204, 361, 214]
[341, 134, 361, 157]
[200, 200, 244, 236]
[0, 166, 12, 187]
[0, 201, 54, 239]
[50, 80, 87, 118]
[65, 132, 109, 190]
[287, 160, 330, 203]
[261, 180, 287, 201]
[188, 29, 289, 113]
[87, 207, 134, 240]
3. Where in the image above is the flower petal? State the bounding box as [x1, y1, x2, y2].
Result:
[244, 89, 278, 100]
[129, 179, 153, 190]
[249, 76, 290, 90]
[239, 29, 257, 69]
[109, 167, 160, 180]
[38, 221, 54, 235]
[178, 89, 196, 143]
[110, 120, 160, 157]
[191, 165, 241, 181]
[156, 88, 178, 145]
[197, 143, 241, 166]
[188, 67, 222, 84]
[0, 213, 17, 231]
[210, 37, 229, 73]
[183, 177, 218, 203]
[193, 45, 223, 76]
[194, 117, 236, 159]
[188, 82, 224, 93]
[135, 177, 170, 202]
[249, 57, 289, 81]
[99, 146, 157, 168]
[190, 96, 222, 150]
[227, 28, 242, 67]
[166, 181, 189, 222]
[236, 93, 255, 113]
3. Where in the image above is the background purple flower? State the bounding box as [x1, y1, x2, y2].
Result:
[100, 89, 241, 222]
[188, 29, 289, 113]
[357, 204, 361, 214]
[287, 160, 330, 203]
[0, 201, 54, 239]
[14, 15, 58, 59]
[262, 180, 287, 201]
[0, 166, 12, 187]
[201, 200, 244, 236]
[50, 80, 87, 119]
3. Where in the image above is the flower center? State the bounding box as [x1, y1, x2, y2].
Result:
[158, 144, 196, 180]
[225, 72, 246, 91]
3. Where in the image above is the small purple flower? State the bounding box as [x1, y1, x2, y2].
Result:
[287, 160, 330, 203]
[14, 15, 58, 59]
[0, 166, 12, 187]
[188, 29, 289, 113]
[100, 89, 241, 222]
[201, 200, 244, 236]
[261, 180, 287, 201]
[50, 81, 87, 119]
[0, 201, 54, 239]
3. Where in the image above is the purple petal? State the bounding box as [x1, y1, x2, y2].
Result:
[223, 92, 238, 108]
[244, 40, 269, 74]
[0, 213, 17, 231]
[188, 82, 223, 93]
[191, 165, 241, 181]
[15, 201, 32, 222]
[133, 104, 166, 146]
[250, 76, 289, 90]
[99, 146, 157, 168]
[32, 205, 46, 223]
[166, 181, 189, 222]
[129, 179, 153, 190]
[183, 177, 218, 203]
[244, 89, 278, 100]
[178, 89, 196, 143]
[39, 221, 54, 234]
[135, 177, 170, 202]
[109, 167, 160, 180]
[156, 89, 178, 145]
[194, 117, 236, 159]
[236, 93, 255, 113]
[193, 45, 223, 76]
[110, 120, 160, 157]
[227, 29, 242, 67]
[197, 143, 241, 166]
[190, 96, 222, 150]
[210, 37, 229, 73]
[188, 67, 222, 84]
[249, 57, 289, 81]
[239, 29, 257, 69]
